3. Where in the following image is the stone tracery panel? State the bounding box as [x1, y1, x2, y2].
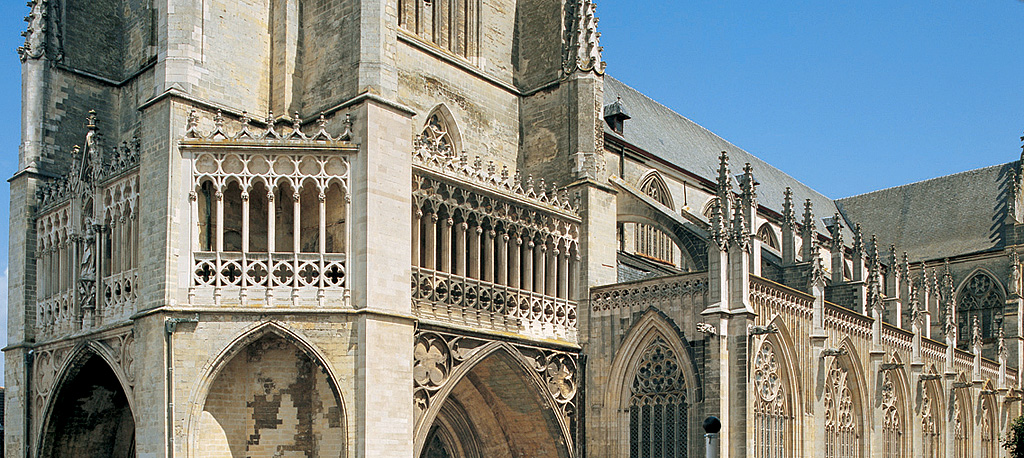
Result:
[823, 358, 859, 458]
[879, 369, 903, 458]
[752, 340, 790, 458]
[629, 336, 687, 458]
[412, 330, 579, 457]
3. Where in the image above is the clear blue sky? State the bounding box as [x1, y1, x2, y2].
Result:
[0, 3, 1022, 384]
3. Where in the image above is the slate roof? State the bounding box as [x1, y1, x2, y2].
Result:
[836, 163, 1014, 262]
[603, 76, 847, 239]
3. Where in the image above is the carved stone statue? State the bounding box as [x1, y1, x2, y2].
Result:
[1011, 249, 1021, 298]
[80, 218, 96, 282]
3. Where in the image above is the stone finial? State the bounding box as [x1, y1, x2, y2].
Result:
[18, 0, 47, 62]
[802, 199, 815, 234]
[910, 283, 923, 326]
[711, 195, 728, 251]
[716, 151, 732, 201]
[740, 162, 757, 202]
[972, 315, 983, 349]
[86, 110, 99, 131]
[829, 212, 844, 250]
[730, 195, 749, 249]
[783, 187, 795, 226]
[1012, 249, 1022, 298]
[565, 0, 606, 75]
[943, 300, 956, 342]
[900, 252, 910, 279]
[852, 223, 864, 256]
[214, 109, 224, 130]
[999, 327, 1008, 360]
[339, 113, 353, 141]
[186, 110, 200, 138]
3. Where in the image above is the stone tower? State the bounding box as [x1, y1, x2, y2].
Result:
[8, 0, 607, 455]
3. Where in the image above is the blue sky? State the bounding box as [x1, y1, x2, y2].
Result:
[0, 4, 1022, 385]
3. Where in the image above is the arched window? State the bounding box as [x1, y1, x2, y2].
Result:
[701, 198, 718, 221]
[823, 358, 860, 458]
[635, 172, 676, 265]
[399, 0, 478, 59]
[630, 336, 687, 458]
[757, 223, 779, 251]
[752, 340, 791, 458]
[879, 370, 904, 458]
[957, 272, 1004, 354]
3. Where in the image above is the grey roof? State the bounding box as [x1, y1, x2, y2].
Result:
[603, 76, 847, 239]
[836, 163, 1014, 262]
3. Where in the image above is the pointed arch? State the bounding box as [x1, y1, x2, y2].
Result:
[184, 320, 347, 458]
[952, 373, 972, 458]
[879, 352, 910, 458]
[978, 380, 999, 458]
[420, 104, 463, 155]
[751, 315, 803, 458]
[822, 337, 868, 458]
[38, 342, 137, 457]
[758, 222, 780, 251]
[412, 340, 574, 458]
[920, 364, 944, 458]
[637, 170, 674, 210]
[606, 308, 699, 458]
[954, 268, 1005, 353]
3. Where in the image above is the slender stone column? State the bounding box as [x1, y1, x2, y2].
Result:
[241, 191, 251, 252]
[423, 212, 437, 270]
[535, 239, 546, 295]
[411, 206, 421, 266]
[510, 233, 521, 289]
[523, 237, 534, 292]
[483, 229, 494, 282]
[469, 224, 482, 278]
[496, 230, 508, 285]
[440, 217, 452, 272]
[455, 221, 467, 276]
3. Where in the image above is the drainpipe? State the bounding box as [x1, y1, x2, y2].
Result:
[165, 314, 199, 457]
[25, 349, 34, 458]
[704, 416, 721, 458]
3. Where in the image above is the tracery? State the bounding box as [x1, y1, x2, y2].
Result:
[879, 370, 903, 458]
[634, 172, 677, 266]
[823, 359, 859, 458]
[956, 271, 1004, 354]
[629, 336, 687, 458]
[752, 340, 790, 458]
[921, 383, 941, 458]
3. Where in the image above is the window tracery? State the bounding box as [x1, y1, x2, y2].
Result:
[629, 336, 687, 458]
[957, 272, 1004, 353]
[635, 173, 676, 266]
[758, 223, 779, 251]
[879, 370, 903, 458]
[752, 340, 790, 458]
[399, 0, 478, 60]
[823, 359, 859, 458]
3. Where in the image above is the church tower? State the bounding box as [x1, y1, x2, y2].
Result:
[9, 0, 605, 456]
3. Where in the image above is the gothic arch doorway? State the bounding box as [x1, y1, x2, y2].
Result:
[194, 330, 346, 457]
[39, 352, 135, 458]
[415, 345, 573, 458]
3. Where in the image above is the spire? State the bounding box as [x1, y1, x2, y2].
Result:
[829, 212, 844, 251]
[739, 162, 757, 207]
[783, 187, 796, 226]
[801, 199, 815, 261]
[564, 0, 605, 75]
[716, 151, 732, 208]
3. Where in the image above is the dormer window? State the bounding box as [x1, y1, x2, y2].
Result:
[604, 97, 630, 135]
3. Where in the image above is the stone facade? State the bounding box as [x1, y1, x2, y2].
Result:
[7, 0, 1023, 457]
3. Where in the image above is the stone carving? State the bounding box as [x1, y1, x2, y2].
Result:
[823, 359, 858, 457]
[184, 109, 349, 143]
[413, 330, 579, 450]
[753, 342, 782, 404]
[562, 0, 605, 75]
[18, 0, 48, 61]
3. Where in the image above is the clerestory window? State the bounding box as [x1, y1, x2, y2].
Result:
[399, 0, 479, 60]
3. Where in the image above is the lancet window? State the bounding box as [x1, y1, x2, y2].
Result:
[398, 0, 478, 59]
[879, 370, 903, 458]
[629, 336, 687, 458]
[752, 340, 791, 458]
[956, 272, 1004, 353]
[634, 173, 676, 265]
[34, 111, 141, 340]
[921, 383, 941, 458]
[823, 359, 860, 458]
[183, 110, 354, 308]
[410, 120, 580, 340]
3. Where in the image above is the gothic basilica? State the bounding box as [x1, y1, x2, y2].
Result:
[7, 0, 1024, 457]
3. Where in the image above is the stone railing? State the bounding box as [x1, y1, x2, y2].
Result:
[191, 251, 347, 307]
[590, 271, 708, 313]
[100, 269, 137, 325]
[36, 291, 74, 340]
[412, 266, 577, 342]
